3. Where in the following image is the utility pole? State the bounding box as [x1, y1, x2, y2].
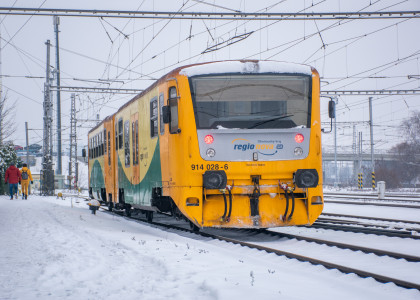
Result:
[54, 16, 62, 175]
[333, 97, 338, 187]
[25, 122, 29, 166]
[369, 96, 376, 190]
[41, 40, 54, 196]
[358, 131, 363, 189]
[69, 93, 78, 190]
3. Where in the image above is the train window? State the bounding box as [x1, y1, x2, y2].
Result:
[124, 120, 130, 166]
[132, 121, 137, 165]
[150, 97, 158, 138]
[115, 123, 118, 151]
[168, 86, 179, 134]
[103, 129, 107, 154]
[190, 75, 311, 129]
[94, 136, 97, 158]
[99, 132, 103, 156]
[159, 93, 165, 135]
[96, 135, 99, 158]
[118, 118, 123, 150]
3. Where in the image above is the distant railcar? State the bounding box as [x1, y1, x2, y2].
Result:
[88, 60, 324, 229]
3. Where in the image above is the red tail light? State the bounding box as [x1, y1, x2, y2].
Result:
[204, 135, 214, 144]
[295, 133, 304, 143]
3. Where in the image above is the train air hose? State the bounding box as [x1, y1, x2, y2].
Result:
[283, 190, 289, 222]
[227, 188, 233, 222]
[221, 191, 228, 222]
[288, 191, 295, 221]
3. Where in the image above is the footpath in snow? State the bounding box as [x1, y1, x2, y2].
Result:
[1, 194, 419, 300]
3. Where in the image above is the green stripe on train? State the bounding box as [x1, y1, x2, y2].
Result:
[90, 160, 105, 190]
[117, 142, 162, 206]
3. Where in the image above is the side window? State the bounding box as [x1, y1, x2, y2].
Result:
[103, 129, 107, 154]
[108, 131, 111, 165]
[115, 123, 118, 151]
[169, 86, 179, 134]
[99, 132, 103, 156]
[124, 120, 130, 167]
[159, 92, 165, 135]
[150, 97, 158, 138]
[94, 136, 97, 158]
[118, 118, 123, 150]
[132, 121, 137, 165]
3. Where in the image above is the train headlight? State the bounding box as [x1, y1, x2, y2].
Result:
[294, 169, 319, 188]
[294, 147, 303, 156]
[203, 170, 227, 189]
[206, 148, 216, 157]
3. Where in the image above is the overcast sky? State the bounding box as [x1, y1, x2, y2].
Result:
[1, 0, 419, 154]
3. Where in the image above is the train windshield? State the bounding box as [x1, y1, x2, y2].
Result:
[190, 74, 311, 129]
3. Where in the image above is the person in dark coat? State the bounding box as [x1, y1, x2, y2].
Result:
[5, 164, 21, 200]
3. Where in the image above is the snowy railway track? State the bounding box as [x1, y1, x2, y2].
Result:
[324, 192, 420, 208]
[99, 206, 420, 291]
[311, 219, 420, 239]
[324, 192, 420, 201]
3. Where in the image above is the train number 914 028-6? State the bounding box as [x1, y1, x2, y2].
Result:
[191, 164, 229, 171]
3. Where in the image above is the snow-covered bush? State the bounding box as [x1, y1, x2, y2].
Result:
[0, 143, 22, 195]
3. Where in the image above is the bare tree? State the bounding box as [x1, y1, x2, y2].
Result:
[0, 91, 17, 145]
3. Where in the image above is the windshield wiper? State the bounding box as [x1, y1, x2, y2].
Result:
[248, 114, 294, 129]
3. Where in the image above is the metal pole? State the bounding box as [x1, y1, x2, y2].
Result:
[54, 15, 62, 175]
[42, 40, 54, 196]
[369, 97, 375, 189]
[334, 98, 338, 187]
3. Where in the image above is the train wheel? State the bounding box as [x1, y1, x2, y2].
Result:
[125, 205, 132, 217]
[146, 211, 153, 222]
[189, 221, 200, 232]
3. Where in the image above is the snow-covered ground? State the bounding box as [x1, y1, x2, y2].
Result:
[1, 193, 420, 300]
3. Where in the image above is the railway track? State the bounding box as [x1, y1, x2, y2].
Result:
[324, 192, 420, 208]
[98, 205, 420, 291]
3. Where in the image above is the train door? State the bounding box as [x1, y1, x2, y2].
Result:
[161, 80, 180, 194]
[131, 113, 140, 204]
[104, 121, 115, 203]
[115, 117, 122, 203]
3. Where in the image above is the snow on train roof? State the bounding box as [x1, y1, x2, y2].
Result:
[179, 60, 312, 77]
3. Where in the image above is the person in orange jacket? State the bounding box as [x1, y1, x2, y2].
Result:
[20, 163, 33, 200]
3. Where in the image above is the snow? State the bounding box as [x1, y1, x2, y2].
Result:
[1, 194, 420, 299]
[179, 60, 313, 77]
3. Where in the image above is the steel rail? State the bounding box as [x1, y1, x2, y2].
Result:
[310, 222, 420, 239]
[321, 212, 420, 226]
[262, 230, 420, 262]
[324, 192, 420, 199]
[317, 217, 420, 233]
[0, 7, 419, 20]
[324, 199, 420, 209]
[324, 192, 420, 202]
[97, 206, 420, 290]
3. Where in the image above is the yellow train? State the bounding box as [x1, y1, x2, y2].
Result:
[87, 60, 324, 229]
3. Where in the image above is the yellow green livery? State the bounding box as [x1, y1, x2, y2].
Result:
[88, 60, 324, 229]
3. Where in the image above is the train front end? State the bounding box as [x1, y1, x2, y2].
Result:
[168, 60, 323, 228]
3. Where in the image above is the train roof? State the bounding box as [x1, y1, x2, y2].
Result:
[88, 60, 314, 134]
